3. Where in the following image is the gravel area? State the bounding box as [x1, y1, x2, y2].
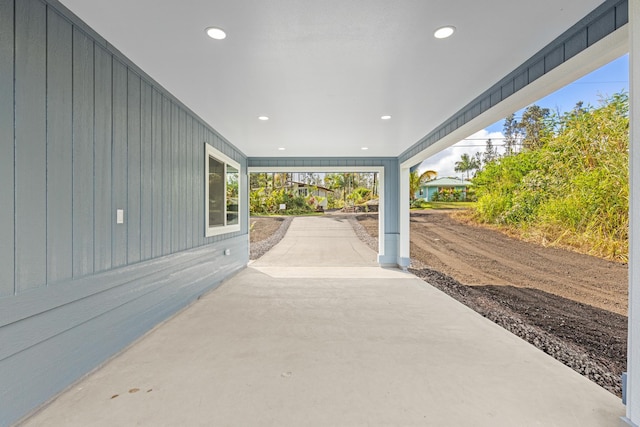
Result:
[347, 216, 378, 252]
[249, 216, 294, 260]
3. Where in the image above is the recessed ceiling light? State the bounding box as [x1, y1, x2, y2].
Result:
[205, 27, 226, 40]
[434, 26, 456, 39]
[381, 115, 391, 120]
[278, 147, 286, 151]
[258, 116, 269, 121]
[361, 147, 369, 150]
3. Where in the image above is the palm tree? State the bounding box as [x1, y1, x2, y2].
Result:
[409, 172, 420, 202]
[421, 170, 437, 182]
[410, 170, 438, 202]
[454, 154, 479, 180]
[323, 173, 350, 206]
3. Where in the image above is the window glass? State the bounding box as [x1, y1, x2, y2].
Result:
[226, 165, 239, 225]
[208, 157, 225, 228]
[205, 144, 242, 236]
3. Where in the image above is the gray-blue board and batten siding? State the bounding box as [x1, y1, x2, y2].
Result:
[0, 0, 248, 425]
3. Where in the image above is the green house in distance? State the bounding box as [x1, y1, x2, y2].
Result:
[415, 177, 473, 202]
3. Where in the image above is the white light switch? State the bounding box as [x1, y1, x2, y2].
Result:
[224, 249, 231, 256]
[116, 209, 124, 224]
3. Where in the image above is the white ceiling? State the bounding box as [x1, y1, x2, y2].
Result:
[60, 0, 604, 158]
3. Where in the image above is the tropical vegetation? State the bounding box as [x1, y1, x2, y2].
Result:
[454, 154, 480, 180]
[470, 93, 629, 261]
[249, 172, 379, 214]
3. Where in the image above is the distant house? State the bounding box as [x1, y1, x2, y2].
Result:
[287, 181, 334, 209]
[415, 177, 473, 201]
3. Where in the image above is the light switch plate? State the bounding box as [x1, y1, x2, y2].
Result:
[116, 209, 124, 224]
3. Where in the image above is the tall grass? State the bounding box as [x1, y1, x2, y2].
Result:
[472, 93, 629, 261]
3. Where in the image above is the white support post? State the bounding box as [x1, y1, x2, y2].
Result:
[627, 1, 640, 425]
[377, 168, 386, 263]
[398, 166, 411, 269]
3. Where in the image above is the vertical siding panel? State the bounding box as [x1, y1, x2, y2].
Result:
[151, 89, 163, 257]
[192, 120, 199, 247]
[175, 109, 183, 251]
[185, 115, 193, 249]
[171, 104, 180, 252]
[94, 46, 112, 272]
[191, 121, 197, 247]
[179, 110, 187, 250]
[46, 9, 73, 284]
[72, 28, 95, 278]
[203, 131, 211, 245]
[0, 0, 14, 296]
[15, 0, 46, 292]
[140, 81, 153, 260]
[197, 125, 205, 246]
[112, 60, 128, 267]
[127, 71, 141, 263]
[161, 97, 172, 255]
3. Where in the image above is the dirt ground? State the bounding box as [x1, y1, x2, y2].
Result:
[356, 209, 628, 395]
[357, 210, 628, 315]
[250, 217, 285, 243]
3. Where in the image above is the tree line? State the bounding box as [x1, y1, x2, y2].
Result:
[249, 172, 379, 214]
[453, 104, 553, 179]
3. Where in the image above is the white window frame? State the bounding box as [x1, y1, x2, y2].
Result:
[205, 143, 241, 237]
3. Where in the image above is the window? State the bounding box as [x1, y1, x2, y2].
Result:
[205, 144, 241, 236]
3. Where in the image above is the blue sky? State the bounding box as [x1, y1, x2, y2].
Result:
[419, 54, 629, 178]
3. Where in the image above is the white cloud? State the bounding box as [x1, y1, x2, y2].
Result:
[417, 129, 505, 179]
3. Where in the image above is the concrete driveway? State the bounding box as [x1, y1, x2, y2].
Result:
[21, 216, 625, 426]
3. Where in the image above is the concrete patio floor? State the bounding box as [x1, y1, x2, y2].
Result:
[21, 216, 625, 426]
